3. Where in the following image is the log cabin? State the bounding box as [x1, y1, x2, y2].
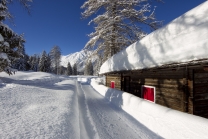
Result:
[99, 1, 208, 118]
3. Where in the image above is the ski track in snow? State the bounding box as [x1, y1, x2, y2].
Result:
[0, 72, 162, 139]
[77, 80, 162, 139]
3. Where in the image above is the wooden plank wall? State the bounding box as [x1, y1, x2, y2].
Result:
[123, 69, 187, 112]
[106, 75, 121, 90]
[187, 69, 194, 114]
[193, 69, 208, 118]
[105, 67, 208, 118]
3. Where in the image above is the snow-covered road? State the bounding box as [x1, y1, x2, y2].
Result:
[77, 80, 162, 139]
[0, 72, 162, 139]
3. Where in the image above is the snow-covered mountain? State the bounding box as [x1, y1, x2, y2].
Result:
[60, 49, 98, 72]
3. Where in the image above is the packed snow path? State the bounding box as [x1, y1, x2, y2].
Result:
[0, 72, 162, 138]
[76, 80, 162, 139]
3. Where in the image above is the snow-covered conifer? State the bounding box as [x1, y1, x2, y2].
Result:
[28, 55, 33, 69]
[0, 0, 32, 75]
[12, 47, 29, 71]
[84, 60, 93, 75]
[66, 62, 72, 76]
[50, 45, 61, 75]
[38, 51, 48, 72]
[84, 61, 88, 75]
[29, 54, 39, 71]
[72, 63, 77, 75]
[59, 66, 66, 75]
[45, 54, 51, 73]
[81, 0, 162, 62]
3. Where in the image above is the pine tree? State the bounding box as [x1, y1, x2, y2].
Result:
[72, 63, 77, 75]
[28, 55, 32, 68]
[34, 55, 40, 71]
[84, 61, 88, 75]
[94, 55, 102, 75]
[45, 54, 51, 72]
[59, 66, 66, 75]
[84, 60, 93, 75]
[88, 60, 93, 75]
[81, 0, 162, 62]
[66, 62, 72, 76]
[12, 47, 29, 71]
[38, 51, 48, 72]
[50, 45, 61, 75]
[0, 0, 32, 75]
[29, 54, 39, 71]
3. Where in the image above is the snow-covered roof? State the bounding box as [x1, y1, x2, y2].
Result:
[99, 1, 208, 74]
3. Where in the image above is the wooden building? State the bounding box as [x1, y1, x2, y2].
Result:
[99, 1, 208, 118]
[104, 62, 208, 118]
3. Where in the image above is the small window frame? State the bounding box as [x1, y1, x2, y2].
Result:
[110, 81, 115, 88]
[141, 85, 156, 103]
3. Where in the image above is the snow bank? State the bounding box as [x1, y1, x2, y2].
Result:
[100, 1, 208, 74]
[77, 77, 88, 82]
[91, 78, 208, 139]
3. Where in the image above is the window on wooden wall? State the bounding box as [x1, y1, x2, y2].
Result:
[110, 81, 115, 88]
[141, 85, 156, 103]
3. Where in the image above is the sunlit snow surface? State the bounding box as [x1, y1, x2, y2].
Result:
[0, 71, 162, 139]
[1, 71, 208, 139]
[100, 1, 208, 74]
[0, 72, 79, 138]
[91, 78, 208, 139]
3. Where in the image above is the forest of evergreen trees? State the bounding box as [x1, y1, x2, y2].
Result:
[11, 46, 80, 75]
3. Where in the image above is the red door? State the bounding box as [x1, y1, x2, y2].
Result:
[111, 81, 115, 88]
[143, 86, 155, 102]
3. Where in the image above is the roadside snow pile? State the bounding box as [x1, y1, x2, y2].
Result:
[91, 78, 208, 139]
[99, 1, 208, 74]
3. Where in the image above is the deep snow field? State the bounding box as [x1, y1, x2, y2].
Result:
[0, 71, 208, 139]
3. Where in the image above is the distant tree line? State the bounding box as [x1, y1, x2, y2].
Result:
[10, 45, 79, 76]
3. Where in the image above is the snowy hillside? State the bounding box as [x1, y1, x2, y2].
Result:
[61, 49, 98, 72]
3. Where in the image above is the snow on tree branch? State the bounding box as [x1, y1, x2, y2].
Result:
[81, 0, 163, 63]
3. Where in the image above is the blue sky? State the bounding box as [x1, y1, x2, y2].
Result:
[6, 0, 206, 56]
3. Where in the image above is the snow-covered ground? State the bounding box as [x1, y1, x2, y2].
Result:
[0, 71, 208, 139]
[0, 71, 161, 139]
[0, 72, 79, 138]
[91, 78, 208, 139]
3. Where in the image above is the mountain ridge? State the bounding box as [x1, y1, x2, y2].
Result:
[60, 49, 98, 72]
